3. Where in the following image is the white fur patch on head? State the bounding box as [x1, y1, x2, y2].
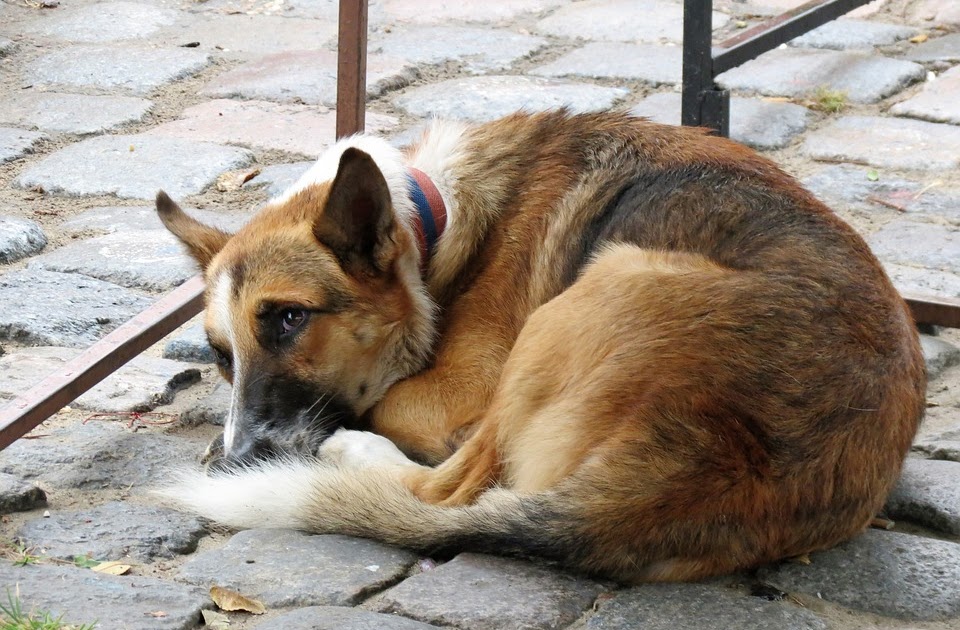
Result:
[208, 270, 242, 454]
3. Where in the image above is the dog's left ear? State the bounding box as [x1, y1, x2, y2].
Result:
[156, 190, 231, 271]
[314, 147, 396, 276]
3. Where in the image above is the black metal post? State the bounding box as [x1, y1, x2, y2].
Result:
[681, 0, 730, 136]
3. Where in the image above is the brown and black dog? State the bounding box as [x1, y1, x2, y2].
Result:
[158, 110, 925, 582]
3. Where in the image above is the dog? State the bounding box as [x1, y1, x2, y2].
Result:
[157, 110, 925, 582]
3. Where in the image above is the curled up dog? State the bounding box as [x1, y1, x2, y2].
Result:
[156, 110, 925, 582]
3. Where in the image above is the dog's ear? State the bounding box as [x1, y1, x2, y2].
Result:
[314, 147, 396, 276]
[156, 190, 231, 270]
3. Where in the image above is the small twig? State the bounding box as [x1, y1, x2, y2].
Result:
[83, 411, 178, 429]
[871, 516, 895, 530]
[865, 195, 908, 212]
[913, 181, 941, 200]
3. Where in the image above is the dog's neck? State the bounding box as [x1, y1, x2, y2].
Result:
[406, 168, 447, 271]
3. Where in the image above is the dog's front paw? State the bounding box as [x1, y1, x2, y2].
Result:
[320, 429, 417, 469]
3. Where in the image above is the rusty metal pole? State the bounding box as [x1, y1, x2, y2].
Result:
[336, 0, 368, 139]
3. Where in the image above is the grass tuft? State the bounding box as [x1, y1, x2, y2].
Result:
[0, 589, 97, 630]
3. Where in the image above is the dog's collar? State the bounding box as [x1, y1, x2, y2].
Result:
[406, 167, 447, 269]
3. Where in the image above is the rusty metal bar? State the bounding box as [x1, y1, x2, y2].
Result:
[0, 276, 205, 450]
[0, 2, 371, 451]
[905, 293, 960, 330]
[336, 0, 368, 138]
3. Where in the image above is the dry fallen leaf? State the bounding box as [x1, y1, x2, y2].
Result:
[145, 611, 168, 618]
[92, 560, 132, 575]
[909, 33, 928, 44]
[788, 553, 812, 565]
[215, 168, 261, 192]
[210, 585, 267, 615]
[201, 609, 231, 629]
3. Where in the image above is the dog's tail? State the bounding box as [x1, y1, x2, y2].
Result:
[160, 458, 587, 568]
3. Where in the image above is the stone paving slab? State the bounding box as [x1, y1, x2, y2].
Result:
[0, 92, 152, 136]
[0, 421, 204, 490]
[759, 529, 960, 621]
[532, 42, 681, 86]
[381, 0, 564, 24]
[248, 161, 313, 198]
[180, 381, 230, 426]
[717, 48, 925, 103]
[17, 501, 206, 562]
[0, 216, 46, 264]
[585, 583, 825, 629]
[891, 65, 960, 126]
[0, 346, 201, 413]
[904, 33, 960, 68]
[913, 405, 960, 463]
[0, 269, 152, 348]
[27, 230, 201, 292]
[19, 1, 180, 43]
[884, 458, 960, 536]
[802, 164, 960, 224]
[201, 50, 418, 105]
[867, 219, 960, 274]
[921, 335, 960, 380]
[372, 25, 546, 74]
[23, 45, 211, 95]
[164, 323, 214, 364]
[61, 204, 249, 235]
[884, 263, 960, 300]
[910, 0, 960, 29]
[0, 126, 44, 163]
[373, 553, 605, 630]
[15, 134, 254, 199]
[802, 116, 960, 171]
[535, 0, 728, 44]
[788, 18, 917, 50]
[252, 606, 438, 630]
[0, 562, 210, 630]
[178, 529, 418, 607]
[0, 36, 15, 56]
[170, 14, 337, 59]
[394, 75, 628, 122]
[630, 92, 810, 150]
[0, 472, 47, 514]
[146, 99, 397, 157]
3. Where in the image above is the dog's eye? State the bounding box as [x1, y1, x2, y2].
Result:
[212, 347, 232, 369]
[280, 308, 308, 336]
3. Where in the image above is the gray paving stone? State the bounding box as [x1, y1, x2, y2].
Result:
[867, 220, 960, 274]
[251, 606, 438, 630]
[180, 381, 230, 426]
[0, 126, 44, 163]
[372, 26, 546, 73]
[532, 42, 681, 85]
[0, 420, 204, 490]
[382, 0, 563, 24]
[913, 406, 960, 462]
[61, 204, 248, 235]
[374, 553, 604, 630]
[891, 65, 960, 125]
[788, 18, 917, 50]
[535, 0, 728, 44]
[0, 472, 47, 514]
[17, 501, 206, 562]
[802, 116, 960, 171]
[904, 33, 960, 67]
[884, 458, 960, 536]
[164, 323, 214, 363]
[0, 562, 209, 630]
[630, 92, 811, 150]
[910, 0, 960, 29]
[202, 50, 417, 105]
[171, 14, 337, 59]
[15, 134, 253, 199]
[27, 230, 200, 292]
[0, 215, 46, 263]
[394, 76, 628, 123]
[20, 1, 179, 43]
[585, 583, 825, 630]
[884, 263, 960, 299]
[0, 269, 152, 348]
[24, 45, 211, 95]
[178, 529, 418, 607]
[248, 161, 313, 198]
[916, 432, 960, 462]
[921, 335, 960, 380]
[0, 36, 15, 56]
[0, 346, 201, 413]
[759, 530, 960, 620]
[803, 164, 960, 223]
[717, 48, 925, 103]
[0, 92, 152, 135]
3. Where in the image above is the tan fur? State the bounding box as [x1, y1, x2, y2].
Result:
[159, 111, 925, 583]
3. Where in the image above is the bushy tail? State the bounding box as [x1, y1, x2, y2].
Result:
[157, 458, 576, 563]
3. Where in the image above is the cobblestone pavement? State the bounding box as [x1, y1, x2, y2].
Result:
[1, 0, 960, 628]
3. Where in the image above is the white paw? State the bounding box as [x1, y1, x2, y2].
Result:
[320, 429, 416, 469]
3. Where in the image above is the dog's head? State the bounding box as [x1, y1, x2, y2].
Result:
[158, 147, 434, 466]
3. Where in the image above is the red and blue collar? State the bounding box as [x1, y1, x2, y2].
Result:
[406, 167, 447, 268]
